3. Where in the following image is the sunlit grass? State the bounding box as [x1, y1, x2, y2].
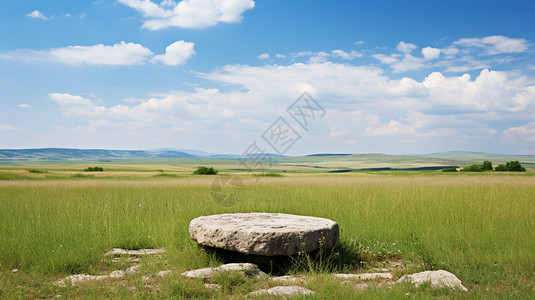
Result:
[1, 171, 534, 298]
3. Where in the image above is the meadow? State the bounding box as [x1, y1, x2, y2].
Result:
[0, 163, 534, 298]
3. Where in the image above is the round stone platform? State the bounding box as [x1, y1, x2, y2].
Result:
[189, 213, 339, 256]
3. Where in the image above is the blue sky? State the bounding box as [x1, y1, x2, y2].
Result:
[1, 0, 535, 155]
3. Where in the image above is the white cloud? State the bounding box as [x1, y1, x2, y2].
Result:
[441, 47, 460, 56]
[504, 122, 535, 141]
[17, 104, 31, 108]
[308, 52, 330, 63]
[365, 120, 419, 136]
[372, 54, 399, 64]
[331, 49, 362, 59]
[26, 10, 49, 20]
[119, 0, 255, 30]
[391, 54, 425, 73]
[49, 93, 94, 106]
[0, 124, 17, 130]
[397, 41, 417, 53]
[275, 54, 286, 58]
[2, 41, 195, 66]
[257, 53, 269, 59]
[152, 40, 195, 66]
[454, 35, 529, 55]
[49, 41, 153, 65]
[421, 47, 440, 60]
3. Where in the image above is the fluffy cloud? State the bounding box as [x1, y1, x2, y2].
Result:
[48, 41, 153, 65]
[2, 41, 194, 66]
[397, 41, 417, 53]
[454, 35, 529, 55]
[17, 104, 31, 108]
[331, 50, 362, 59]
[257, 53, 269, 59]
[26, 10, 49, 20]
[152, 41, 195, 66]
[119, 0, 255, 30]
[504, 122, 535, 141]
[421, 47, 440, 60]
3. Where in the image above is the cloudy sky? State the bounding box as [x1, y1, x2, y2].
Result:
[1, 0, 535, 155]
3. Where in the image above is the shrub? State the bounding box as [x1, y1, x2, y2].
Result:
[496, 161, 526, 172]
[461, 164, 483, 172]
[442, 167, 458, 172]
[84, 166, 103, 172]
[28, 169, 47, 173]
[482, 160, 493, 171]
[193, 166, 218, 175]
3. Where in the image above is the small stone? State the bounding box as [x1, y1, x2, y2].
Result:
[157, 270, 172, 277]
[109, 270, 125, 278]
[181, 263, 265, 279]
[12, 269, 18, 273]
[104, 248, 166, 256]
[334, 273, 393, 281]
[204, 283, 221, 290]
[396, 270, 468, 291]
[189, 213, 339, 256]
[271, 275, 305, 284]
[249, 286, 315, 297]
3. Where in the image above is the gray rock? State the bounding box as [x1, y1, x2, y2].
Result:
[189, 213, 339, 256]
[249, 286, 315, 297]
[104, 248, 166, 256]
[334, 272, 393, 281]
[271, 275, 306, 284]
[397, 270, 468, 291]
[204, 283, 221, 290]
[181, 263, 265, 279]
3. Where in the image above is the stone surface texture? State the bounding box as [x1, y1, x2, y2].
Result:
[397, 270, 468, 291]
[334, 272, 393, 281]
[181, 263, 265, 279]
[249, 286, 315, 297]
[104, 248, 166, 256]
[189, 213, 339, 256]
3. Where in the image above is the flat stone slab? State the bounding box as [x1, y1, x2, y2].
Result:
[189, 213, 339, 256]
[104, 248, 166, 256]
[249, 286, 315, 297]
[397, 270, 468, 291]
[181, 263, 265, 279]
[334, 272, 393, 281]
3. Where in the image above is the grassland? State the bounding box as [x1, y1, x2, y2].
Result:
[1, 163, 534, 298]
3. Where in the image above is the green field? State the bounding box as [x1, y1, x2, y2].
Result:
[1, 163, 534, 298]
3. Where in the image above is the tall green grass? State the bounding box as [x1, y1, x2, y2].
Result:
[1, 173, 534, 297]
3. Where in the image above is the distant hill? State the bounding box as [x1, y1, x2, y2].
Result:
[0, 148, 196, 161]
[416, 151, 535, 163]
[1, 149, 533, 170]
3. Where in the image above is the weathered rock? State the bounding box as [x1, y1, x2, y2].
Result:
[271, 275, 306, 284]
[397, 270, 468, 291]
[189, 213, 339, 256]
[204, 283, 221, 290]
[181, 263, 265, 279]
[249, 286, 315, 297]
[104, 248, 166, 256]
[55, 265, 140, 286]
[157, 270, 172, 277]
[334, 272, 393, 281]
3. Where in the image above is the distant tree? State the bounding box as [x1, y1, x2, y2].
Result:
[505, 161, 526, 172]
[481, 160, 493, 171]
[193, 166, 218, 175]
[442, 167, 458, 172]
[461, 164, 483, 172]
[84, 166, 103, 172]
[495, 161, 526, 172]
